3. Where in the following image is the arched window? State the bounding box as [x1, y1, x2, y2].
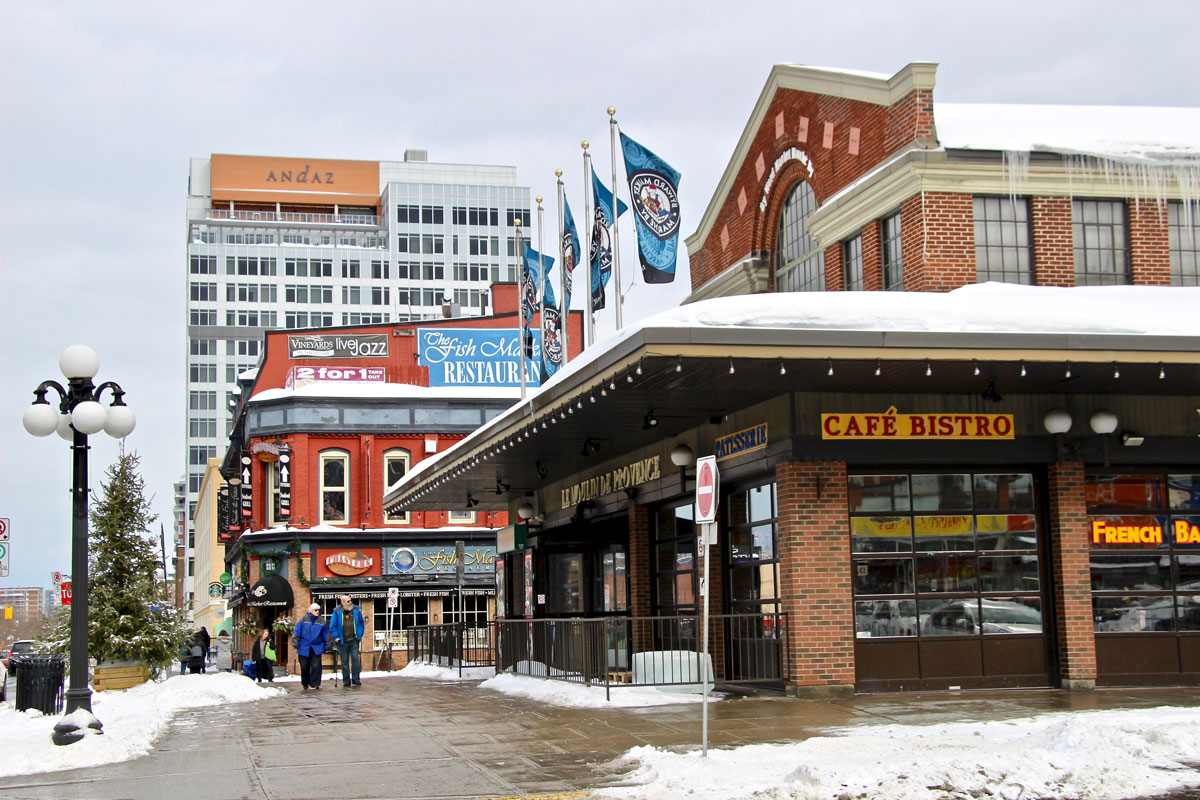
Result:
[319, 449, 350, 524]
[383, 448, 411, 524]
[775, 182, 825, 292]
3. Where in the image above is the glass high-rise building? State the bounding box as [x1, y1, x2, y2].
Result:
[183, 151, 531, 607]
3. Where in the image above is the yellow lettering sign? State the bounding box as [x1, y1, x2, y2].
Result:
[821, 406, 1014, 440]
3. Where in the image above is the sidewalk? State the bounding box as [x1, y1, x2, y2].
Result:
[0, 675, 1198, 800]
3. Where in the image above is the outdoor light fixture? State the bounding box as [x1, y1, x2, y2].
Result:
[517, 502, 535, 520]
[495, 480, 510, 495]
[1065, 362, 1072, 379]
[643, 410, 659, 430]
[535, 460, 548, 479]
[728, 359, 735, 375]
[1043, 409, 1073, 435]
[1090, 410, 1119, 435]
[636, 360, 643, 376]
[1160, 363, 1166, 379]
[1020, 361, 1027, 377]
[875, 359, 882, 376]
[609, 378, 617, 390]
[925, 360, 932, 376]
[22, 345, 136, 746]
[626, 370, 634, 383]
[581, 437, 601, 456]
[827, 358, 834, 376]
[973, 359, 980, 376]
[670, 443, 696, 468]
[980, 379, 1003, 404]
[466, 494, 479, 508]
[675, 356, 682, 373]
[779, 359, 786, 376]
[1123, 433, 1145, 447]
[1113, 362, 1121, 379]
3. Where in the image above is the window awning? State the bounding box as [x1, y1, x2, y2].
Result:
[246, 574, 294, 608]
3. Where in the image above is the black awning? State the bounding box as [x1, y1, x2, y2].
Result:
[246, 574, 294, 608]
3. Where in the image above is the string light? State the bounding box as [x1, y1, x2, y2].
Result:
[827, 358, 834, 376]
[675, 356, 682, 373]
[874, 358, 881, 376]
[973, 359, 980, 376]
[1159, 362, 1166, 379]
[778, 358, 786, 376]
[1065, 362, 1072, 379]
[1113, 362, 1120, 379]
[925, 360, 932, 377]
[1020, 361, 1027, 377]
[729, 359, 735, 375]
[636, 361, 643, 376]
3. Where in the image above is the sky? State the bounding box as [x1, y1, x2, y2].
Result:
[2, 1, 1200, 592]
[4, 663, 1200, 800]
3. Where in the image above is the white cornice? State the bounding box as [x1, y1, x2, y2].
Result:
[683, 253, 769, 304]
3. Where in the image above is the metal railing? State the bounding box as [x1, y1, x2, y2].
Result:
[207, 209, 380, 226]
[407, 613, 787, 697]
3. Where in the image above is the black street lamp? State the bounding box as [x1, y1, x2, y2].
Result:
[22, 345, 135, 746]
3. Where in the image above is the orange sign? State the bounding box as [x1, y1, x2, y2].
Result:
[821, 406, 1014, 440]
[210, 154, 380, 206]
[315, 549, 381, 578]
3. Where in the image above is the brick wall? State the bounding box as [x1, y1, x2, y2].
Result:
[1046, 461, 1096, 687]
[1032, 197, 1075, 286]
[775, 461, 855, 696]
[1130, 200, 1171, 284]
[903, 192, 975, 292]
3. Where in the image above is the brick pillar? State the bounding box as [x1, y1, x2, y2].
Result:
[1047, 461, 1096, 689]
[1130, 200, 1170, 285]
[776, 461, 855, 697]
[1032, 197, 1075, 286]
[862, 219, 882, 291]
[628, 505, 652, 617]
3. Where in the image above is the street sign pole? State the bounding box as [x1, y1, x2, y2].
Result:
[693, 456, 719, 758]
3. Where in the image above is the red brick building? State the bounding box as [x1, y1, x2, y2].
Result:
[383, 63, 1200, 696]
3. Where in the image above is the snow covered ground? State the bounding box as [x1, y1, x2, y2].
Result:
[4, 664, 1200, 800]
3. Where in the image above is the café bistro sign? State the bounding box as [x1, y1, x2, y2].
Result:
[561, 455, 661, 507]
[821, 406, 1014, 440]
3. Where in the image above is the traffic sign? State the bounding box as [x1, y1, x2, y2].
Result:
[695, 456, 719, 523]
[387, 586, 398, 608]
[0, 517, 8, 539]
[60, 582, 72, 606]
[0, 539, 8, 579]
[51, 571, 63, 585]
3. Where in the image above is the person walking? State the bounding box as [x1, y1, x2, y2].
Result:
[214, 630, 233, 672]
[292, 603, 328, 690]
[198, 626, 211, 673]
[188, 630, 206, 674]
[330, 595, 365, 687]
[251, 629, 275, 683]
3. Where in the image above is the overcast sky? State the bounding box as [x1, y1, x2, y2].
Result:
[1, 1, 1198, 592]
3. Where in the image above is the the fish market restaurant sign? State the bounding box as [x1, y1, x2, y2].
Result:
[418, 328, 537, 387]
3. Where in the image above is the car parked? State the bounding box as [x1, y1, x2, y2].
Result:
[2, 640, 36, 679]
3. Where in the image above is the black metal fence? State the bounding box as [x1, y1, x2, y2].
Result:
[407, 613, 787, 695]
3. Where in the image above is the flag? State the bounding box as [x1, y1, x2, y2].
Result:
[562, 198, 582, 312]
[541, 305, 563, 383]
[620, 131, 681, 284]
[522, 242, 555, 380]
[589, 169, 628, 311]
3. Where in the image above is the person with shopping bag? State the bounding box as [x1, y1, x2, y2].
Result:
[251, 629, 275, 683]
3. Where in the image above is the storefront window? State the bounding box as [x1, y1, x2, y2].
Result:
[725, 482, 780, 615]
[593, 546, 628, 612]
[1089, 471, 1200, 633]
[852, 471, 1042, 638]
[546, 553, 584, 615]
[653, 503, 697, 615]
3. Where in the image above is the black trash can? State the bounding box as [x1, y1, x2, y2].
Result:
[13, 655, 67, 714]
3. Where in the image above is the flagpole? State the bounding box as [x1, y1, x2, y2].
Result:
[581, 140, 595, 349]
[536, 196, 546, 383]
[516, 221, 527, 400]
[607, 106, 624, 331]
[555, 169, 568, 363]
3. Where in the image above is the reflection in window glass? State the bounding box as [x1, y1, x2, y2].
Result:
[978, 556, 1040, 592]
[320, 452, 348, 522]
[912, 474, 972, 511]
[731, 563, 779, 605]
[344, 407, 411, 425]
[974, 474, 1035, 510]
[547, 553, 584, 614]
[848, 475, 910, 513]
[654, 504, 697, 616]
[976, 514, 1038, 550]
[1169, 475, 1200, 510]
[1178, 596, 1200, 631]
[1093, 595, 1174, 632]
[1178, 555, 1200, 591]
[914, 515, 975, 552]
[855, 599, 918, 638]
[853, 558, 914, 595]
[916, 555, 978, 593]
[980, 597, 1042, 634]
[851, 517, 912, 553]
[1086, 474, 1164, 511]
[1089, 554, 1172, 592]
[920, 598, 980, 636]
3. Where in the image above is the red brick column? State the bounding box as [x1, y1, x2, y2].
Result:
[1130, 200, 1170, 285]
[1047, 461, 1096, 689]
[776, 461, 855, 697]
[627, 505, 652, 618]
[1032, 197, 1075, 286]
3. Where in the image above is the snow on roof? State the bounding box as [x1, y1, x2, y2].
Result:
[238, 367, 259, 381]
[647, 282, 1200, 337]
[250, 382, 523, 403]
[935, 102, 1200, 162]
[784, 63, 892, 80]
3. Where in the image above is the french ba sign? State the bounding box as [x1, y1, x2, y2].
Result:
[418, 328, 537, 387]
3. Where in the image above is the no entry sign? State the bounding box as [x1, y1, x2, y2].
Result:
[695, 455, 719, 523]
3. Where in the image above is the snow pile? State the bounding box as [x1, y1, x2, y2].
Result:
[0, 672, 282, 777]
[478, 672, 713, 708]
[397, 661, 495, 681]
[594, 707, 1200, 800]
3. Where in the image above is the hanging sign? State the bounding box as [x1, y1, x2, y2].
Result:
[277, 455, 291, 518]
[417, 328, 530, 387]
[821, 406, 1014, 440]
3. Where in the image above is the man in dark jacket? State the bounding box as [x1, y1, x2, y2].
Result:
[330, 595, 365, 687]
[292, 603, 328, 690]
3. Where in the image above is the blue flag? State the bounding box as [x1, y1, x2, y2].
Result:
[589, 169, 628, 312]
[562, 198, 582, 313]
[540, 304, 563, 383]
[522, 242, 556, 381]
[620, 131, 681, 284]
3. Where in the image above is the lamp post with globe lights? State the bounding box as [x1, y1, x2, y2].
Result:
[21, 345, 135, 746]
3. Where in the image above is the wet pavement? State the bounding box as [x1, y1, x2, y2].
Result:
[1, 677, 1200, 800]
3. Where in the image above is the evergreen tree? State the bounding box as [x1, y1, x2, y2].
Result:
[47, 448, 191, 670]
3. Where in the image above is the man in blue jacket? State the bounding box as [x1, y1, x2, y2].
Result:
[330, 594, 365, 687]
[293, 603, 328, 690]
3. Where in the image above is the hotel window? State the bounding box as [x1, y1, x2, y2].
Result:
[371, 260, 389, 280]
[190, 309, 216, 326]
[880, 212, 904, 290]
[370, 287, 390, 306]
[342, 286, 361, 305]
[189, 391, 216, 410]
[189, 255, 217, 275]
[188, 418, 216, 438]
[843, 233, 864, 291]
[1168, 201, 1200, 286]
[1073, 200, 1130, 285]
[850, 472, 1042, 639]
[319, 450, 350, 524]
[190, 339, 217, 356]
[189, 445, 216, 465]
[974, 196, 1033, 284]
[189, 282, 217, 302]
[1087, 473, 1200, 633]
[383, 449, 411, 524]
[342, 260, 360, 279]
[188, 363, 217, 383]
[775, 181, 824, 292]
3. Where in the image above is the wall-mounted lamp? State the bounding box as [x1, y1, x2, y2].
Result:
[1122, 433, 1145, 447]
[1043, 409, 1073, 435]
[494, 479, 510, 495]
[643, 410, 659, 430]
[670, 443, 695, 492]
[581, 437, 601, 456]
[1089, 410, 1118, 435]
[535, 460, 548, 479]
[466, 494, 479, 508]
[516, 502, 535, 520]
[980, 379, 1003, 404]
